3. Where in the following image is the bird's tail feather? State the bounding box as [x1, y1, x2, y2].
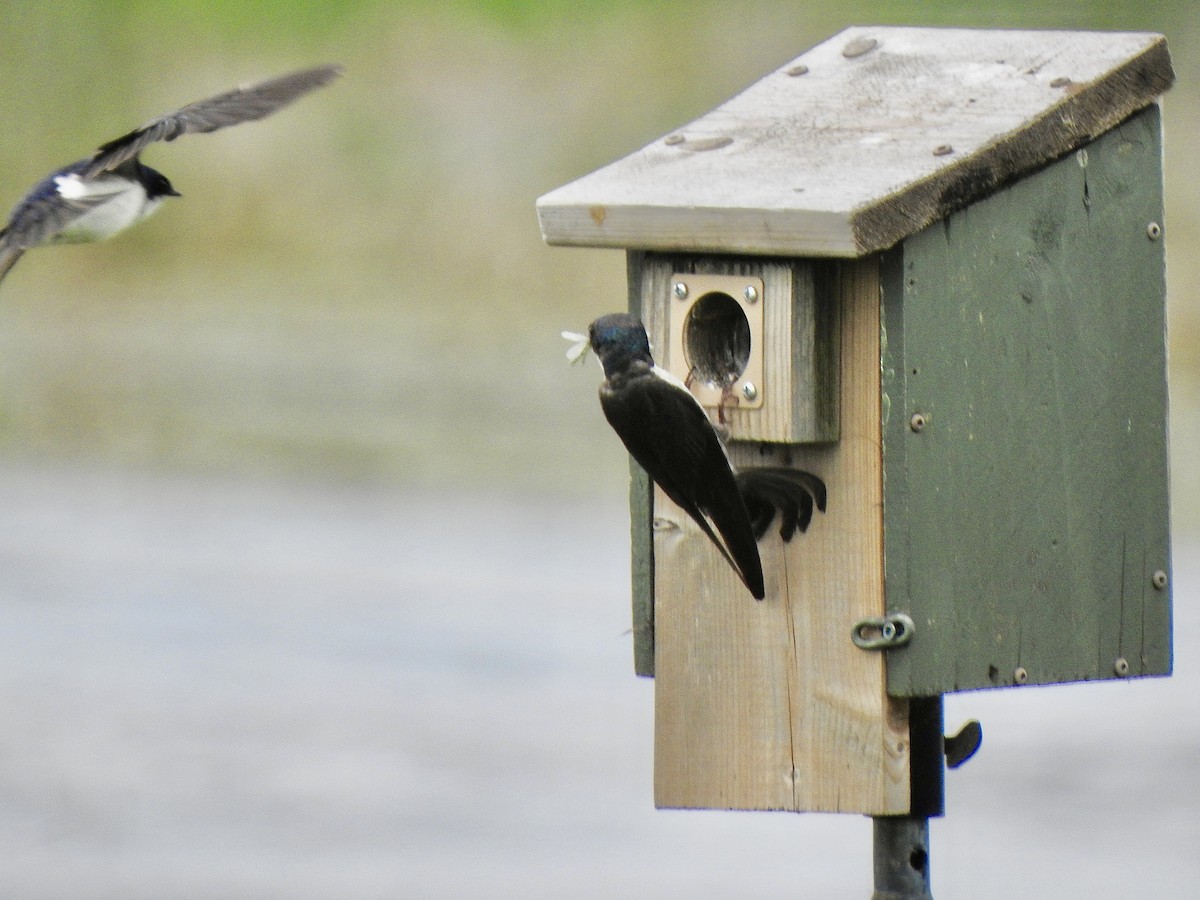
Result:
[716, 514, 766, 600]
[0, 240, 25, 289]
[685, 490, 766, 601]
[689, 511, 765, 600]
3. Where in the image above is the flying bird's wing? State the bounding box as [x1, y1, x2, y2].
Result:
[81, 64, 343, 177]
[736, 466, 827, 542]
[600, 372, 765, 599]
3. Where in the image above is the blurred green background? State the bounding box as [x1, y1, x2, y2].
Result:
[0, 0, 1195, 520]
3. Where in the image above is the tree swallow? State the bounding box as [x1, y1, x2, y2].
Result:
[0, 64, 343, 288]
[586, 312, 768, 599]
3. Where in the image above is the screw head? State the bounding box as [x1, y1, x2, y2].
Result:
[672, 281, 689, 300]
[1147, 222, 1162, 240]
[1013, 666, 1029, 685]
[1114, 657, 1130, 677]
[909, 412, 927, 432]
[1152, 570, 1168, 590]
[743, 285, 759, 304]
[842, 36, 878, 58]
[741, 382, 758, 401]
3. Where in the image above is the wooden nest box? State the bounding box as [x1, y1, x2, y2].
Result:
[537, 26, 1174, 817]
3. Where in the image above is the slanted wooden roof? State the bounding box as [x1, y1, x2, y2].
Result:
[537, 26, 1173, 257]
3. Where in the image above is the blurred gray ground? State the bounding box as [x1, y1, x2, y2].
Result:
[0, 461, 1194, 899]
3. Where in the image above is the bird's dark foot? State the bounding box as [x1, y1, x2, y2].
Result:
[736, 466, 827, 542]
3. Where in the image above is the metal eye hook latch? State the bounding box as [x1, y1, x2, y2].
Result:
[851, 612, 915, 650]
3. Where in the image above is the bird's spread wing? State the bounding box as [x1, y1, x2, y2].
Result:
[82, 64, 343, 177]
[601, 373, 764, 599]
[736, 466, 827, 542]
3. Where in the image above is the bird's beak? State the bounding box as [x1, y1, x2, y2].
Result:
[167, 188, 182, 197]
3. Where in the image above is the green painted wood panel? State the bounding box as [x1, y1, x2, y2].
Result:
[626, 251, 656, 676]
[629, 458, 655, 677]
[881, 105, 1172, 696]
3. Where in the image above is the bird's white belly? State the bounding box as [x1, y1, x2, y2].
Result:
[52, 178, 162, 244]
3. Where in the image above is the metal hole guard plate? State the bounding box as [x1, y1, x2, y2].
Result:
[666, 272, 765, 410]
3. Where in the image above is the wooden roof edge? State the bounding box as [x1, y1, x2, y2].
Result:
[849, 36, 1174, 255]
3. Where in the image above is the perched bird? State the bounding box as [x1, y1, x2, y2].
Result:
[0, 64, 343, 288]
[586, 312, 767, 599]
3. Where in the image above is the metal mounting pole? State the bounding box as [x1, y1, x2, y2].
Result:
[871, 696, 943, 899]
[871, 816, 933, 899]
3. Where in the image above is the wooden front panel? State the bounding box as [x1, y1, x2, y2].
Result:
[651, 257, 910, 815]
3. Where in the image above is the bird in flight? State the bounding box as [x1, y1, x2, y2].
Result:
[0, 64, 343, 288]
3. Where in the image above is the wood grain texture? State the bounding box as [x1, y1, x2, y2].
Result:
[537, 27, 1173, 258]
[653, 257, 909, 815]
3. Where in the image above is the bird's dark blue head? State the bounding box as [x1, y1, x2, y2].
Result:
[138, 163, 181, 199]
[588, 313, 653, 381]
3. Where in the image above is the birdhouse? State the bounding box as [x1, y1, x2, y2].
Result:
[538, 26, 1174, 818]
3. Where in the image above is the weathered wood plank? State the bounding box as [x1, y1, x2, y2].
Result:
[653, 257, 909, 814]
[537, 26, 1173, 258]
